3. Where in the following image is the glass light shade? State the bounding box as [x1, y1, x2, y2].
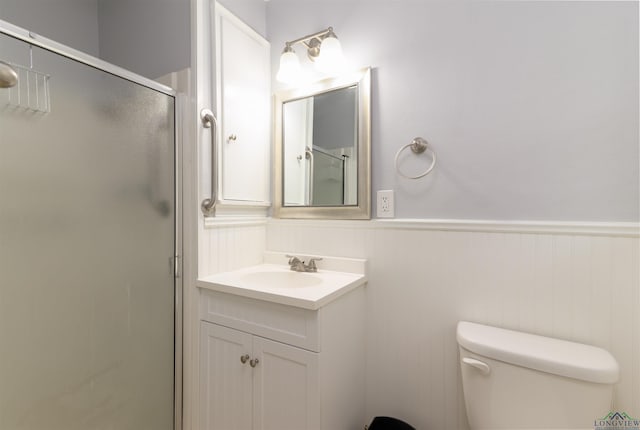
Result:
[316, 36, 345, 74]
[276, 50, 302, 84]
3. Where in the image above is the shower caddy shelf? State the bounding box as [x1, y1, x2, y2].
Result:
[1, 60, 51, 113]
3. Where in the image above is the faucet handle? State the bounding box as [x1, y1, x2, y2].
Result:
[286, 254, 306, 271]
[286, 254, 301, 264]
[306, 258, 323, 272]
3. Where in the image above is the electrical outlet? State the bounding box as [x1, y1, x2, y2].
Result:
[377, 190, 395, 218]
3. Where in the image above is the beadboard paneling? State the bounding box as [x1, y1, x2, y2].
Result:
[266, 219, 640, 430]
[199, 221, 266, 277]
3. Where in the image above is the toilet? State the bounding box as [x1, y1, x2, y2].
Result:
[456, 321, 619, 430]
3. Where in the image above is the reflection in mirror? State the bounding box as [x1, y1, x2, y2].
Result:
[283, 85, 357, 207]
[274, 68, 371, 219]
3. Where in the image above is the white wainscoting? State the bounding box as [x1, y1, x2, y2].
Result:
[267, 219, 640, 430]
[199, 218, 267, 277]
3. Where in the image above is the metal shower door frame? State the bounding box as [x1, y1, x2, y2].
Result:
[0, 18, 184, 430]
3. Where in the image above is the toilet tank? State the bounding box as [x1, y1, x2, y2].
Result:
[457, 321, 619, 430]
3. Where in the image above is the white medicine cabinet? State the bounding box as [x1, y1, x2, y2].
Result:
[199, 2, 271, 215]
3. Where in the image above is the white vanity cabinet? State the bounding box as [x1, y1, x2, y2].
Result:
[200, 322, 319, 430]
[198, 287, 365, 430]
[214, 3, 270, 206]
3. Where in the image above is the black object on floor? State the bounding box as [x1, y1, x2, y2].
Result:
[368, 416, 416, 430]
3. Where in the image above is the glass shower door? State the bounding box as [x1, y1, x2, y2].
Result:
[311, 149, 345, 206]
[0, 31, 176, 430]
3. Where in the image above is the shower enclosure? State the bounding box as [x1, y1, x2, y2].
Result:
[0, 22, 180, 430]
[310, 147, 346, 206]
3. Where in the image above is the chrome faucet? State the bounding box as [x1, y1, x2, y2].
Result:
[286, 255, 323, 272]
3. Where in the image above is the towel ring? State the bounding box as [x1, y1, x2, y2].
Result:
[394, 137, 437, 179]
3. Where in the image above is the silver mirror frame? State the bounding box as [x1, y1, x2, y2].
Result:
[273, 67, 371, 219]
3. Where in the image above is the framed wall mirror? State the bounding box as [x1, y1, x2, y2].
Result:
[274, 67, 371, 219]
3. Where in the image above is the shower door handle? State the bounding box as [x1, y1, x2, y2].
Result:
[200, 108, 218, 217]
[305, 146, 314, 205]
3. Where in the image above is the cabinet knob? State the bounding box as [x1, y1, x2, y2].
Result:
[240, 354, 250, 364]
[249, 358, 259, 368]
[228, 134, 237, 143]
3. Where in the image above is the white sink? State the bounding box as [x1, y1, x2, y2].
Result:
[196, 253, 367, 310]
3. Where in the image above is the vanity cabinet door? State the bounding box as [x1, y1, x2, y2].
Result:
[200, 322, 253, 430]
[200, 321, 320, 430]
[252, 336, 320, 430]
[215, 3, 270, 205]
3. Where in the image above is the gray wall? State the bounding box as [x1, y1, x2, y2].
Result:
[0, 0, 190, 80]
[268, 0, 639, 221]
[313, 87, 356, 151]
[0, 0, 100, 56]
[218, 0, 266, 37]
[95, 0, 265, 80]
[97, 0, 190, 79]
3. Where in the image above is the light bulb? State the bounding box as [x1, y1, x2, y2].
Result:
[276, 49, 302, 84]
[316, 34, 345, 74]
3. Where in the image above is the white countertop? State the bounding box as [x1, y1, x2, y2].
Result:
[196, 254, 367, 310]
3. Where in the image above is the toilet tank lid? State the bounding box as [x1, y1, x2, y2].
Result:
[456, 321, 619, 384]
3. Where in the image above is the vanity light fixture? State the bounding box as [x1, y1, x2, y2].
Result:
[276, 27, 345, 84]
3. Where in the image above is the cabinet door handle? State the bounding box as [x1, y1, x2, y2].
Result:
[240, 354, 250, 364]
[228, 134, 237, 143]
[249, 358, 259, 368]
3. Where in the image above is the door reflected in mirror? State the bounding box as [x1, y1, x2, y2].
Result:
[274, 68, 371, 219]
